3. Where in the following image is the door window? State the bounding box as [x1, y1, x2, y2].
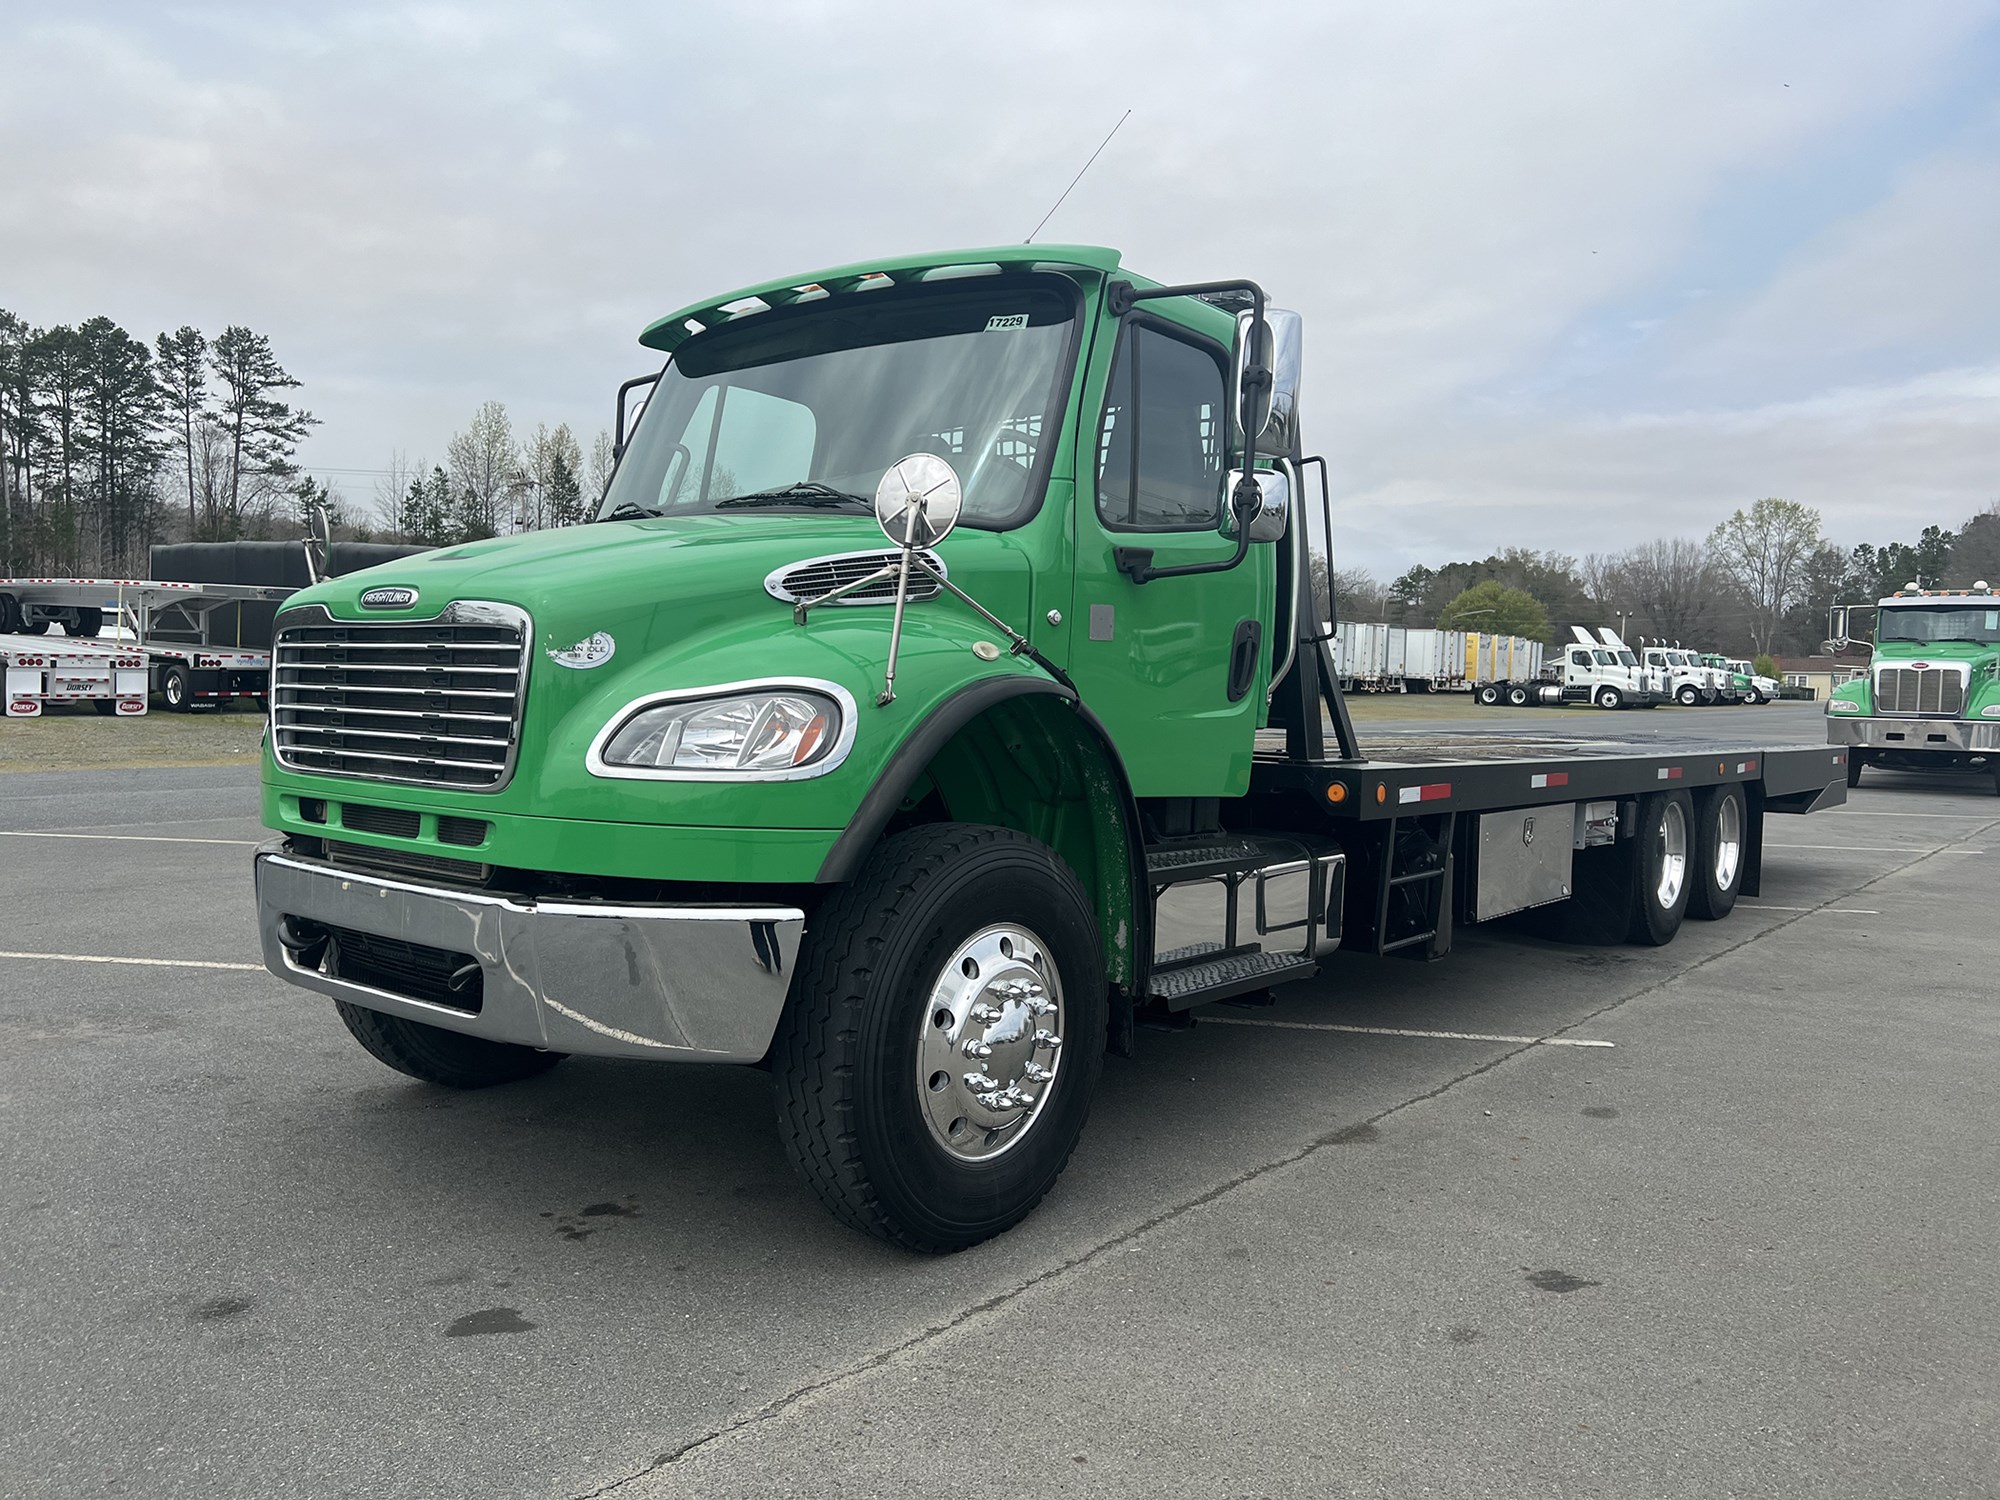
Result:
[1096, 322, 1229, 531]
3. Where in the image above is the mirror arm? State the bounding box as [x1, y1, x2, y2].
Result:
[613, 371, 662, 462]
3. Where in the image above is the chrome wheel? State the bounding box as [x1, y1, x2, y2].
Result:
[917, 923, 1065, 1163]
[1655, 800, 1689, 909]
[1712, 793, 1742, 891]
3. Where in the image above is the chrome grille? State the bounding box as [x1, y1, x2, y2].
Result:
[271, 602, 529, 789]
[1874, 665, 1965, 716]
[764, 549, 945, 606]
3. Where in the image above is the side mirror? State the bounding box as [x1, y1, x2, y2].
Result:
[1232, 313, 1274, 451]
[1236, 308, 1303, 457]
[874, 453, 963, 549]
[1220, 469, 1289, 542]
[1828, 605, 1850, 651]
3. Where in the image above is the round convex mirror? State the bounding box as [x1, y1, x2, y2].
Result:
[874, 453, 963, 549]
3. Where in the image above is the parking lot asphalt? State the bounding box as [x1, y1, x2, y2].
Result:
[2, 721, 1996, 1499]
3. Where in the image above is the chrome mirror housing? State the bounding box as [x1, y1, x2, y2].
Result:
[1220, 468, 1290, 543]
[1237, 308, 1303, 458]
[874, 453, 963, 550]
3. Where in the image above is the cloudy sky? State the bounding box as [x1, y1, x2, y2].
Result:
[4, 1, 1996, 577]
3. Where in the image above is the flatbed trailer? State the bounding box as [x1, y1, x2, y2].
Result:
[2, 632, 151, 717]
[0, 577, 293, 711]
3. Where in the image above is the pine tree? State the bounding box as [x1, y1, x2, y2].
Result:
[210, 325, 317, 537]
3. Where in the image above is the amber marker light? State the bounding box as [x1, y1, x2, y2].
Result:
[1375, 783, 1387, 805]
[1326, 782, 1348, 804]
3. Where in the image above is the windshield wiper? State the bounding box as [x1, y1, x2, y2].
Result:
[713, 482, 872, 512]
[598, 501, 666, 522]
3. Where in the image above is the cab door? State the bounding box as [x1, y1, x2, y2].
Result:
[1065, 311, 1275, 798]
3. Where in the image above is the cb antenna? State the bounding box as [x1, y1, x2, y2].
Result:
[1025, 109, 1131, 244]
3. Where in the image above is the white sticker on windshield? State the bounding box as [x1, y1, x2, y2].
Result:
[986, 314, 1030, 331]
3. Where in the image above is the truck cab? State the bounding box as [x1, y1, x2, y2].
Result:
[1723, 658, 1776, 704]
[1827, 584, 2000, 790]
[1543, 627, 1655, 708]
[1642, 644, 1718, 706]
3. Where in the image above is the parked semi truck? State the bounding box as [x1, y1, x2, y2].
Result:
[251, 246, 1849, 1250]
[1826, 582, 2000, 790]
[1473, 626, 1661, 708]
[1640, 643, 1720, 706]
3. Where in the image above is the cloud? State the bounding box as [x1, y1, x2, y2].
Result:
[2, 1, 1996, 554]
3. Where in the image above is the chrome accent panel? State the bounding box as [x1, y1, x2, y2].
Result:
[1474, 806, 1575, 922]
[584, 676, 859, 782]
[1873, 664, 1967, 716]
[255, 847, 802, 1062]
[1829, 717, 2000, 752]
[763, 549, 945, 606]
[271, 600, 530, 791]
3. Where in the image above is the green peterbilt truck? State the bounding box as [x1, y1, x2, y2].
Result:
[254, 245, 1849, 1250]
[1826, 584, 2000, 791]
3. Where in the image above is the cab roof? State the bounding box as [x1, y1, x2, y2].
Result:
[639, 244, 1182, 353]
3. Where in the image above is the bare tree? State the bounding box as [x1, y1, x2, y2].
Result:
[445, 401, 517, 539]
[520, 422, 585, 530]
[1331, 564, 1387, 621]
[587, 429, 615, 505]
[1707, 498, 1826, 657]
[1616, 538, 1718, 646]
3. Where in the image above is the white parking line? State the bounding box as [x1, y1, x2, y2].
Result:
[0, 949, 264, 972]
[1201, 1016, 1614, 1048]
[1764, 843, 1985, 854]
[1829, 810, 1990, 818]
[1738, 905, 1881, 915]
[0, 830, 259, 847]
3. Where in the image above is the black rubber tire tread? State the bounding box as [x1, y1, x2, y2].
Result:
[1626, 789, 1694, 946]
[1597, 687, 1623, 710]
[771, 822, 1106, 1254]
[1476, 685, 1499, 706]
[1677, 685, 1700, 706]
[1846, 756, 1864, 788]
[0, 594, 19, 633]
[333, 1000, 567, 1088]
[63, 608, 103, 637]
[1506, 685, 1530, 707]
[160, 663, 193, 712]
[20, 619, 48, 636]
[1687, 784, 1745, 921]
[1547, 841, 1633, 945]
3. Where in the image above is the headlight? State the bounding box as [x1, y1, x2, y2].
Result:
[1982, 705, 2000, 719]
[592, 686, 850, 777]
[1826, 699, 1864, 713]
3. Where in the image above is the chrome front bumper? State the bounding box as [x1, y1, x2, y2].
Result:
[254, 845, 803, 1063]
[1827, 717, 2000, 752]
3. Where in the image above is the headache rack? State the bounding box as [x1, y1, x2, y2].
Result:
[270, 601, 530, 790]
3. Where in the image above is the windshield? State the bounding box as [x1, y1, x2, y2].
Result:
[1615, 650, 1637, 666]
[600, 279, 1076, 528]
[1876, 605, 2000, 645]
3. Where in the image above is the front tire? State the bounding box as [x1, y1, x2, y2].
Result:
[334, 1002, 567, 1088]
[1846, 756, 1864, 788]
[1596, 687, 1624, 710]
[773, 823, 1106, 1253]
[1688, 784, 1746, 920]
[1676, 685, 1700, 706]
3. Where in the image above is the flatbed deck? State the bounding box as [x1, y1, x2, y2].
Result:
[1252, 713, 1849, 820]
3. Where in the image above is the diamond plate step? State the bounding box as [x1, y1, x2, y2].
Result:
[1148, 949, 1318, 1011]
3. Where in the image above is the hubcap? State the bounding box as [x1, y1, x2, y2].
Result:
[916, 923, 1064, 1162]
[1656, 802, 1689, 909]
[1713, 796, 1742, 891]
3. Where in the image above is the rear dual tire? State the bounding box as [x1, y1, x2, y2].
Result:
[1555, 790, 1695, 946]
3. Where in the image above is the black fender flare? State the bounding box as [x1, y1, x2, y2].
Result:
[815, 675, 1152, 996]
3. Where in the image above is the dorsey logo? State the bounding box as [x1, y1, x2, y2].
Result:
[359, 586, 419, 610]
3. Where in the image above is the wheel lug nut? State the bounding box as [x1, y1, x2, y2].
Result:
[1022, 1062, 1053, 1082]
[961, 1039, 992, 1059]
[1027, 998, 1055, 1016]
[969, 1004, 1000, 1024]
[1033, 1030, 1061, 1050]
[964, 1072, 998, 1091]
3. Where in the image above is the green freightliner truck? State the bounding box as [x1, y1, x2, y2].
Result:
[254, 245, 1850, 1250]
[1827, 583, 2000, 791]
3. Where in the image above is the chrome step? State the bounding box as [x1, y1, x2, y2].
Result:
[1149, 950, 1319, 1010]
